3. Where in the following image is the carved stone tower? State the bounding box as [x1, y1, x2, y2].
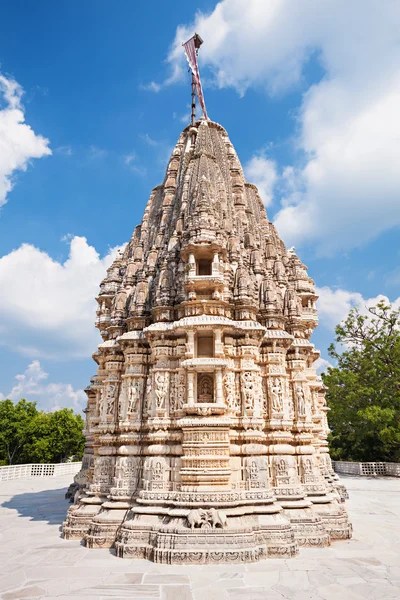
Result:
[63, 119, 351, 563]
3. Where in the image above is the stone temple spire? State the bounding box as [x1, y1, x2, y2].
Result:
[63, 119, 351, 563]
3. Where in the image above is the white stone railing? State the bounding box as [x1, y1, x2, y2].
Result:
[333, 461, 400, 477]
[0, 462, 82, 481]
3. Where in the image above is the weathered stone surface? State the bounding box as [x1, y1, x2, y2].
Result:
[62, 118, 351, 562]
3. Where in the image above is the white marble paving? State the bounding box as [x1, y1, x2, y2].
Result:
[0, 475, 399, 600]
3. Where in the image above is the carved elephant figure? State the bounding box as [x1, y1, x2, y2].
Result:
[209, 508, 227, 528]
[187, 508, 207, 529]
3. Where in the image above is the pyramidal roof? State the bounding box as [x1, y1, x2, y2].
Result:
[97, 118, 317, 338]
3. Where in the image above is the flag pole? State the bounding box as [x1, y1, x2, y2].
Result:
[183, 33, 204, 142]
[191, 70, 196, 128]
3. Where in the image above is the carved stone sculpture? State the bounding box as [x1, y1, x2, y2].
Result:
[63, 118, 351, 563]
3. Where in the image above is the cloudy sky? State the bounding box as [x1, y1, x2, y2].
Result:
[1, 0, 399, 411]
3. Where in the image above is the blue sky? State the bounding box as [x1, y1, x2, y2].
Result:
[0, 0, 399, 410]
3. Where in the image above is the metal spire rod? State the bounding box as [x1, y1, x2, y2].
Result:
[191, 70, 196, 127]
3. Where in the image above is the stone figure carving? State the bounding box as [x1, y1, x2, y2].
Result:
[127, 379, 141, 413]
[98, 389, 104, 416]
[176, 373, 186, 409]
[155, 372, 168, 409]
[247, 460, 259, 480]
[144, 374, 153, 415]
[198, 374, 213, 402]
[295, 384, 306, 416]
[187, 508, 227, 530]
[244, 456, 269, 489]
[118, 381, 127, 419]
[209, 508, 227, 528]
[241, 371, 255, 410]
[153, 461, 163, 480]
[224, 371, 238, 410]
[187, 509, 207, 529]
[143, 457, 169, 491]
[95, 456, 114, 485]
[270, 377, 283, 412]
[105, 384, 117, 416]
[201, 378, 211, 396]
[277, 458, 288, 476]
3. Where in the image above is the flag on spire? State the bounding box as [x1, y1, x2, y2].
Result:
[183, 33, 209, 121]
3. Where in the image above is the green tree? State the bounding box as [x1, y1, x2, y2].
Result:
[323, 301, 400, 462]
[0, 400, 85, 465]
[0, 399, 38, 465]
[47, 408, 85, 463]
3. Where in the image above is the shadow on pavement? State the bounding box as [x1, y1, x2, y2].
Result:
[1, 486, 69, 526]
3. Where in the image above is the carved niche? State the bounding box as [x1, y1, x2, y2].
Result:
[92, 456, 115, 493]
[197, 373, 214, 402]
[243, 456, 270, 489]
[143, 457, 170, 491]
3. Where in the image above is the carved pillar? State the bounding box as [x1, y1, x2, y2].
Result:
[187, 371, 195, 406]
[211, 251, 219, 275]
[215, 368, 223, 404]
[186, 330, 195, 357]
[214, 329, 224, 357]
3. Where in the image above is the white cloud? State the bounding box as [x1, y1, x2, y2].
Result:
[123, 153, 146, 176]
[88, 145, 108, 160]
[140, 81, 161, 93]
[0, 74, 51, 206]
[0, 360, 86, 412]
[314, 357, 333, 374]
[55, 145, 73, 156]
[0, 236, 124, 359]
[124, 153, 136, 165]
[244, 153, 277, 206]
[166, 0, 400, 253]
[316, 286, 400, 331]
[173, 107, 191, 124]
[140, 133, 159, 147]
[274, 75, 400, 254]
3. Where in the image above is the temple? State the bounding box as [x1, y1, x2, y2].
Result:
[63, 117, 351, 563]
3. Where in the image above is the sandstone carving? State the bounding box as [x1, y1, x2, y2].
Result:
[62, 118, 351, 563]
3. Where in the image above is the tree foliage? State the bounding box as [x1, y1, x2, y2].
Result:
[0, 399, 85, 465]
[323, 301, 400, 462]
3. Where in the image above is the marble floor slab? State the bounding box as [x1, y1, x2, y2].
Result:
[0, 475, 399, 599]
